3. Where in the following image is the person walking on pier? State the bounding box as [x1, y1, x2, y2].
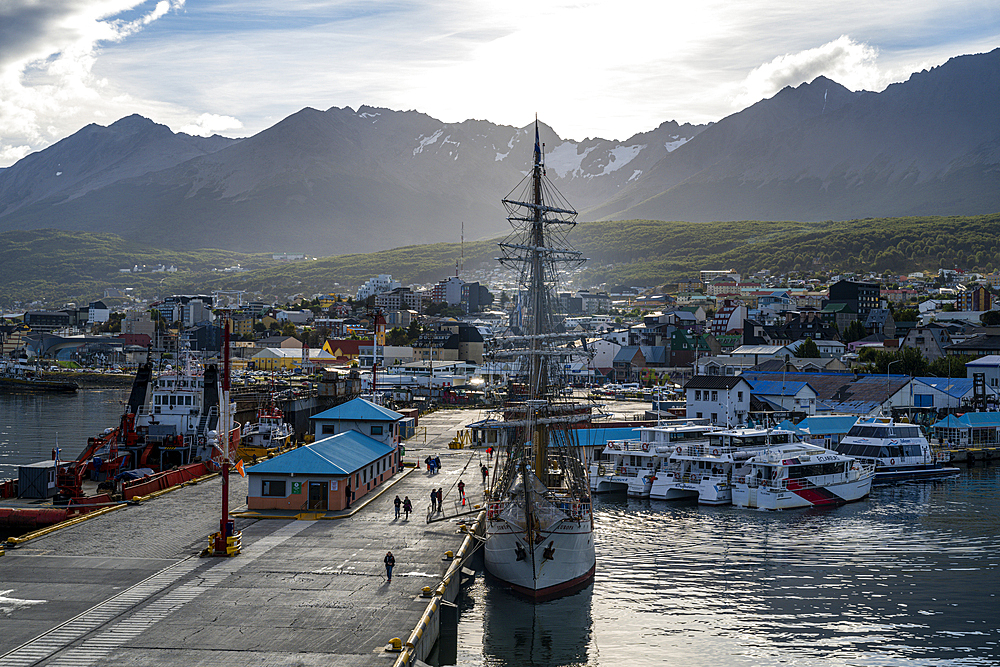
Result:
[458, 480, 466, 504]
[436, 487, 443, 512]
[481, 464, 489, 485]
[430, 488, 438, 514]
[487, 446, 493, 461]
[384, 551, 395, 583]
[394, 495, 402, 519]
[403, 496, 412, 519]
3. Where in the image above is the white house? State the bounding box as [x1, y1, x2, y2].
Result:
[309, 397, 402, 444]
[684, 376, 753, 426]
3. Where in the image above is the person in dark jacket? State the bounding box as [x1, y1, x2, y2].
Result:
[403, 496, 412, 519]
[394, 495, 402, 519]
[384, 551, 395, 582]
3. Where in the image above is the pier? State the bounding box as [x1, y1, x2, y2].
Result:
[0, 408, 488, 666]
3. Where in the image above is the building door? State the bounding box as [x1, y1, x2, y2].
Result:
[308, 481, 328, 510]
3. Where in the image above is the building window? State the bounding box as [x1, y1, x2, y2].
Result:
[371, 425, 384, 436]
[322, 424, 335, 435]
[711, 413, 718, 423]
[711, 391, 718, 401]
[695, 390, 702, 401]
[262, 480, 286, 496]
[696, 412, 703, 419]
[737, 391, 743, 401]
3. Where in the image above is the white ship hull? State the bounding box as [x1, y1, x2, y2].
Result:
[732, 475, 872, 509]
[485, 517, 595, 600]
[650, 471, 732, 504]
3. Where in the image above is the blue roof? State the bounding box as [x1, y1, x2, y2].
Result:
[913, 377, 974, 399]
[960, 412, 1000, 427]
[750, 380, 815, 397]
[311, 397, 402, 422]
[569, 427, 640, 448]
[931, 414, 966, 429]
[793, 415, 859, 435]
[247, 430, 393, 476]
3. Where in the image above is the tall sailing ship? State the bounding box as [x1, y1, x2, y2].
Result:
[482, 121, 596, 600]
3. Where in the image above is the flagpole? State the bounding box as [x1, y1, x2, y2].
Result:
[216, 317, 232, 552]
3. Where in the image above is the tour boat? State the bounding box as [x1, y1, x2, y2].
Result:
[732, 441, 875, 510]
[590, 420, 715, 497]
[832, 416, 959, 483]
[651, 426, 797, 504]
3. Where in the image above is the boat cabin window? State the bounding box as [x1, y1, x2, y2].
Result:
[787, 462, 845, 478]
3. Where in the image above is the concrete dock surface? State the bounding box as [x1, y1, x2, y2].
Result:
[1, 408, 488, 666]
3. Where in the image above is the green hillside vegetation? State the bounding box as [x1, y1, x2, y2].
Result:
[3, 212, 1000, 306]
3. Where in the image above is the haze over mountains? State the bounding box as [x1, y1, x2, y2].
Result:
[0, 48, 997, 257]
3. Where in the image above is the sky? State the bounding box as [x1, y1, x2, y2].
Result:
[0, 0, 998, 167]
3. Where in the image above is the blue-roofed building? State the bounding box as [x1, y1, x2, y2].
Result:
[911, 377, 998, 412]
[247, 430, 398, 511]
[310, 397, 403, 445]
[748, 379, 818, 417]
[931, 411, 1000, 447]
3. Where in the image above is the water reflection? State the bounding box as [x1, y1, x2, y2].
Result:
[458, 471, 1000, 666]
[0, 389, 127, 478]
[477, 582, 593, 667]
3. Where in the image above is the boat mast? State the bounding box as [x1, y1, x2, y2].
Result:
[529, 121, 548, 475]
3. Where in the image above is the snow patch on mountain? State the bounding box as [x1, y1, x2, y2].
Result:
[413, 130, 443, 155]
[545, 142, 598, 178]
[599, 145, 645, 176]
[664, 136, 689, 152]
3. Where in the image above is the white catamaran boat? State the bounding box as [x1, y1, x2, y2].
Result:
[482, 121, 596, 601]
[590, 420, 716, 497]
[832, 416, 960, 483]
[651, 426, 796, 504]
[732, 440, 875, 510]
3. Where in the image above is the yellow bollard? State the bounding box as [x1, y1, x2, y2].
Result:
[421, 586, 433, 597]
[444, 550, 454, 560]
[386, 637, 403, 652]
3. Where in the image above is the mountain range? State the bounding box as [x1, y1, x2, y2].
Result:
[0, 48, 997, 256]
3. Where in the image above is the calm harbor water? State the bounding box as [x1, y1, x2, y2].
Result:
[456, 469, 1000, 667]
[0, 389, 130, 479]
[3, 394, 998, 665]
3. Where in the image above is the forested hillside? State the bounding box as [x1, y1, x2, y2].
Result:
[3, 212, 1000, 306]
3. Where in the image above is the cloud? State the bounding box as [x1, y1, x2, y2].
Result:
[180, 113, 243, 136]
[733, 36, 902, 108]
[0, 0, 186, 166]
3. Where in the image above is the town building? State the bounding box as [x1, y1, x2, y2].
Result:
[684, 375, 753, 426]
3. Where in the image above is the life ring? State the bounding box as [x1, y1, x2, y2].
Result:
[198, 436, 206, 446]
[890, 458, 895, 465]
[487, 504, 500, 520]
[641, 443, 649, 452]
[712, 448, 720, 456]
[676, 446, 682, 454]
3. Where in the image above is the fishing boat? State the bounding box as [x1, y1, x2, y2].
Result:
[731, 440, 875, 510]
[237, 403, 294, 462]
[55, 350, 240, 500]
[481, 121, 595, 601]
[651, 426, 795, 504]
[590, 420, 716, 497]
[832, 416, 960, 483]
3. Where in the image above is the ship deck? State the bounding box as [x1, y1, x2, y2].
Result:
[0, 408, 487, 666]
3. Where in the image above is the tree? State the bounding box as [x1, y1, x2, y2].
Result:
[795, 338, 821, 358]
[842, 319, 867, 343]
[895, 308, 919, 322]
[981, 310, 1000, 326]
[280, 322, 297, 337]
